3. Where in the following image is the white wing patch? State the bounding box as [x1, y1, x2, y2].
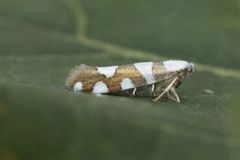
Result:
[134, 62, 155, 84]
[73, 82, 83, 92]
[121, 78, 135, 90]
[97, 66, 118, 78]
[163, 60, 188, 71]
[92, 81, 109, 93]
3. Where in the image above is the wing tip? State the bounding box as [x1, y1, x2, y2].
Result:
[65, 64, 89, 89]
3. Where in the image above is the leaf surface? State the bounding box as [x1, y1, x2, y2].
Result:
[0, 0, 240, 160]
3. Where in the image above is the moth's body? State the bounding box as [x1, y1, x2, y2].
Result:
[66, 60, 194, 102]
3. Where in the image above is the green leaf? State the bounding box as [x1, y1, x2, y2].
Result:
[0, 0, 240, 160]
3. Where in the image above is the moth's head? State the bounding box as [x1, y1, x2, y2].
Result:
[163, 60, 194, 75]
[186, 62, 194, 75]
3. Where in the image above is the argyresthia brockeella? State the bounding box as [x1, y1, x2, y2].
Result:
[66, 60, 194, 102]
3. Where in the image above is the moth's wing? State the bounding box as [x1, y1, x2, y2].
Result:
[71, 64, 89, 74]
[66, 64, 93, 89]
[134, 85, 153, 97]
[108, 89, 133, 96]
[67, 64, 89, 80]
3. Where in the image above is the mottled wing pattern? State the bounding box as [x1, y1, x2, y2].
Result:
[65, 60, 193, 94]
[66, 64, 106, 92]
[66, 60, 194, 103]
[66, 62, 168, 94]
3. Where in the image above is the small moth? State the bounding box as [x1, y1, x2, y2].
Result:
[66, 60, 194, 102]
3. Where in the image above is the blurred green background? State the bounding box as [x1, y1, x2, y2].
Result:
[0, 0, 240, 159]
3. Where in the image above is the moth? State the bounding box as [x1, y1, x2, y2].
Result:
[66, 60, 194, 102]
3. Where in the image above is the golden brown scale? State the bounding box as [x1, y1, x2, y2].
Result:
[66, 64, 105, 92]
[102, 65, 146, 92]
[152, 62, 167, 81]
[152, 62, 184, 85]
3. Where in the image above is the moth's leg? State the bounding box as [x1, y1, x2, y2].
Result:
[132, 88, 137, 96]
[151, 83, 163, 97]
[151, 83, 155, 96]
[171, 87, 180, 102]
[152, 77, 178, 102]
[152, 82, 163, 97]
[167, 90, 177, 102]
[167, 87, 180, 103]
